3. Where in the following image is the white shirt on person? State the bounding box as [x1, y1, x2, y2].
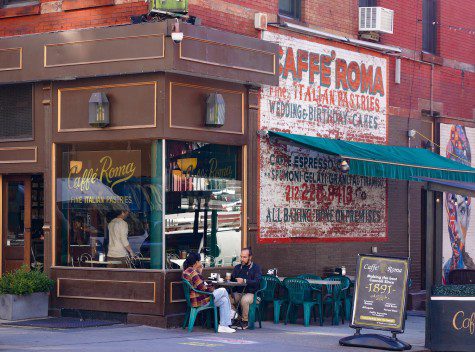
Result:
[107, 217, 129, 258]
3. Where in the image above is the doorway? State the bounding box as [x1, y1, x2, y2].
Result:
[1, 174, 44, 274]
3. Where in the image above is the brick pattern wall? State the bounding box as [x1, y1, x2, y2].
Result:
[0, 0, 147, 36]
[1, 0, 472, 291]
[379, 0, 474, 121]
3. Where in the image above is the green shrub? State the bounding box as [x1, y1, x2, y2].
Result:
[0, 266, 54, 295]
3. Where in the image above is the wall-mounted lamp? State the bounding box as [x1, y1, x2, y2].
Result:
[89, 92, 109, 128]
[205, 93, 226, 127]
[340, 159, 350, 173]
[395, 57, 401, 84]
[171, 18, 183, 44]
[407, 129, 416, 139]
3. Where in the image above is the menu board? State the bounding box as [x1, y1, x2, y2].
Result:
[352, 255, 409, 332]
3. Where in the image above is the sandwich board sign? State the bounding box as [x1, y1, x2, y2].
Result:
[340, 254, 411, 351]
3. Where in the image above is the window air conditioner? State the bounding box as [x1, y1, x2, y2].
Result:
[359, 7, 394, 34]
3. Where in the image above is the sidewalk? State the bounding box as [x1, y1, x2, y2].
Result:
[0, 316, 428, 352]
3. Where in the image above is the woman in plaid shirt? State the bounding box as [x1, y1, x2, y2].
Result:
[182, 252, 236, 333]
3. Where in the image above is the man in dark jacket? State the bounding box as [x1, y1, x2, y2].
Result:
[230, 247, 262, 328]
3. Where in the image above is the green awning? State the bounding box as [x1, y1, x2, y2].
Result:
[268, 131, 475, 183]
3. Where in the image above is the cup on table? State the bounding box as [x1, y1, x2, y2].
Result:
[225, 272, 232, 281]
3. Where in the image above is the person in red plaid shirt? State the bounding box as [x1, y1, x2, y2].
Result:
[182, 252, 236, 333]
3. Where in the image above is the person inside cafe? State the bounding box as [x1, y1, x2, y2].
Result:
[107, 207, 135, 268]
[182, 252, 236, 333]
[230, 247, 262, 329]
[71, 216, 98, 245]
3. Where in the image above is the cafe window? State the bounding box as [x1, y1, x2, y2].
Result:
[165, 141, 242, 269]
[279, 0, 301, 20]
[0, 84, 33, 141]
[55, 141, 164, 269]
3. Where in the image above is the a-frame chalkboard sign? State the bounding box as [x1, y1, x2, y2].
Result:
[339, 254, 412, 351]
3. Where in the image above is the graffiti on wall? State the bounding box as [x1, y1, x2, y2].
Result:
[258, 32, 388, 243]
[440, 124, 475, 283]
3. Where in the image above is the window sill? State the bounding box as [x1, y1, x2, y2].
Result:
[278, 14, 303, 26]
[62, 0, 114, 12]
[421, 52, 443, 65]
[0, 3, 40, 19]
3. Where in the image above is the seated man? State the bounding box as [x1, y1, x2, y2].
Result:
[182, 252, 236, 333]
[230, 247, 262, 329]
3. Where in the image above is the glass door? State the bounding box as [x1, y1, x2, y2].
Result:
[2, 175, 31, 274]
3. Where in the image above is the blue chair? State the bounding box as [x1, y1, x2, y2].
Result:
[323, 276, 349, 325]
[297, 274, 324, 325]
[260, 275, 288, 324]
[331, 275, 353, 321]
[182, 279, 218, 333]
[248, 278, 267, 329]
[283, 278, 319, 327]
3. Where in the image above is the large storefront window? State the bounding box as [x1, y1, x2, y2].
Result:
[165, 141, 242, 269]
[55, 140, 242, 270]
[56, 141, 163, 269]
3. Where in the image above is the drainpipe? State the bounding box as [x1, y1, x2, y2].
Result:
[430, 63, 434, 117]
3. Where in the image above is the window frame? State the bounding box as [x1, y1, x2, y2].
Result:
[0, 83, 35, 143]
[359, 0, 377, 6]
[279, 0, 301, 21]
[422, 0, 437, 54]
[0, 0, 38, 8]
[52, 140, 246, 271]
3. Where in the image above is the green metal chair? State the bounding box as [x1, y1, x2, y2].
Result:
[260, 275, 288, 324]
[297, 274, 324, 325]
[283, 278, 319, 327]
[181, 279, 218, 333]
[248, 278, 267, 329]
[322, 276, 349, 325]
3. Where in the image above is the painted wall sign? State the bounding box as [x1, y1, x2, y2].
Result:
[259, 31, 388, 242]
[440, 124, 475, 283]
[429, 298, 475, 351]
[352, 255, 409, 332]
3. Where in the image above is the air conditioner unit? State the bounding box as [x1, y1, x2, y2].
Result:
[254, 13, 268, 31]
[359, 7, 394, 34]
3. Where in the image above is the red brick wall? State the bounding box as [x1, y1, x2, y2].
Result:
[1, 0, 472, 291]
[379, 0, 474, 121]
[0, 0, 147, 37]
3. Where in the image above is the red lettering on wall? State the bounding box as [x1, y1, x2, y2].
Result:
[336, 58, 348, 90]
[373, 67, 385, 96]
[309, 52, 320, 84]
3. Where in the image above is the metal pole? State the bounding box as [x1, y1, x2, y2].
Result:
[424, 189, 434, 348]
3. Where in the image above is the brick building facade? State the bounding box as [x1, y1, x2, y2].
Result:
[0, 0, 473, 317]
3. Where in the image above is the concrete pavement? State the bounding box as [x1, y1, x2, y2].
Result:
[0, 315, 428, 352]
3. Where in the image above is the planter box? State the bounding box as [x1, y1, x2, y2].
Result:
[0, 292, 49, 321]
[429, 296, 475, 352]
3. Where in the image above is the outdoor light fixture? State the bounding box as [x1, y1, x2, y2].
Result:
[171, 18, 183, 43]
[422, 140, 433, 150]
[89, 92, 110, 128]
[407, 129, 416, 139]
[340, 159, 350, 173]
[205, 93, 226, 127]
